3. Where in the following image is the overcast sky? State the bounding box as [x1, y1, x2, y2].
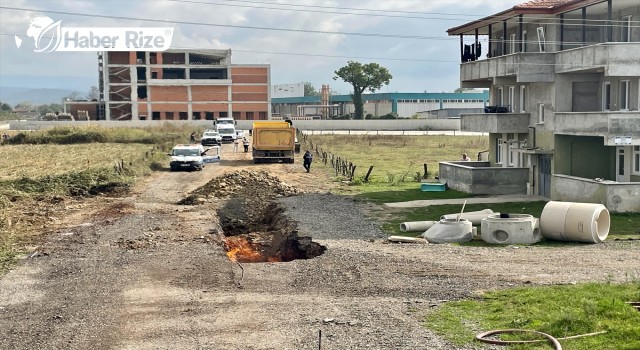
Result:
[0, 0, 523, 95]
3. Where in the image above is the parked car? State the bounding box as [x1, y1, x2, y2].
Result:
[201, 129, 222, 146]
[168, 144, 206, 171]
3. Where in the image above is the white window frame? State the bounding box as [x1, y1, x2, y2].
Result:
[497, 87, 504, 107]
[538, 103, 545, 124]
[620, 80, 630, 110]
[603, 81, 611, 111]
[537, 26, 545, 52]
[520, 85, 526, 112]
[621, 15, 632, 42]
[633, 146, 640, 175]
[496, 137, 504, 164]
[522, 30, 527, 53]
[510, 33, 517, 53]
[507, 133, 516, 167]
[508, 86, 515, 112]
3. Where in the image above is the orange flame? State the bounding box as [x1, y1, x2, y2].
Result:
[224, 236, 269, 263]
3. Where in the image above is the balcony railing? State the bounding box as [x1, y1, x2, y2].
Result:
[553, 112, 640, 145]
[461, 112, 530, 133]
[460, 53, 555, 83]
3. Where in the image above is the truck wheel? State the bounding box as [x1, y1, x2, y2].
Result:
[254, 158, 260, 164]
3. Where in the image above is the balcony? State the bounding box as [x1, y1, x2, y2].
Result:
[461, 113, 530, 133]
[554, 112, 640, 146]
[460, 53, 555, 84]
[555, 43, 640, 75]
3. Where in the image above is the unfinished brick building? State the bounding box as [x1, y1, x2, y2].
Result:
[95, 49, 270, 121]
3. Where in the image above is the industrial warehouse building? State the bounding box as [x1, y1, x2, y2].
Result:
[271, 91, 489, 119]
[65, 49, 270, 121]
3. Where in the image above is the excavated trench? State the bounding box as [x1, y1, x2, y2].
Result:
[218, 199, 326, 263]
[180, 170, 326, 263]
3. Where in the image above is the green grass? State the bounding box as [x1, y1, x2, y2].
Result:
[303, 134, 488, 183]
[426, 282, 640, 350]
[354, 182, 473, 204]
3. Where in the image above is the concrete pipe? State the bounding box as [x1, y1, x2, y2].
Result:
[399, 221, 437, 232]
[481, 214, 541, 245]
[441, 209, 496, 225]
[422, 219, 473, 244]
[540, 201, 610, 243]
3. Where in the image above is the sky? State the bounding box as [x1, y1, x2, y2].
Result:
[0, 0, 524, 96]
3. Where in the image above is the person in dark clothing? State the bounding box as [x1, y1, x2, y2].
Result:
[190, 131, 196, 143]
[303, 150, 313, 173]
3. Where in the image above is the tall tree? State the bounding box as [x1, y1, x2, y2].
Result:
[334, 61, 392, 119]
[303, 82, 319, 96]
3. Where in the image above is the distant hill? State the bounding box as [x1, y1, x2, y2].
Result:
[0, 87, 79, 106]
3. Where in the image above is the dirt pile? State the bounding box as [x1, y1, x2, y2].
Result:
[179, 170, 301, 205]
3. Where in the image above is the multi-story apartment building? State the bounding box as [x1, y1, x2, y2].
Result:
[67, 49, 270, 121]
[440, 0, 640, 212]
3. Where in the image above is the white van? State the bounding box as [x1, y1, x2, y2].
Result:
[216, 124, 236, 143]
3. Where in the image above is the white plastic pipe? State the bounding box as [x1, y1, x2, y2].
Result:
[400, 221, 437, 232]
[441, 209, 496, 225]
[540, 201, 610, 243]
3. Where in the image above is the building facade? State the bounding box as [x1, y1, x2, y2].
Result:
[441, 0, 640, 212]
[67, 50, 270, 121]
[272, 91, 489, 119]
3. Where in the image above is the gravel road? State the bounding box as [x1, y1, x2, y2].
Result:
[1, 143, 639, 350]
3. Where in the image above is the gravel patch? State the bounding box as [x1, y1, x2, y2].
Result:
[279, 193, 386, 240]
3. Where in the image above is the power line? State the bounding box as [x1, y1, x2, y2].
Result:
[166, 0, 640, 26]
[0, 5, 455, 41]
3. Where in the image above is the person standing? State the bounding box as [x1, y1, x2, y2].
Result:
[460, 153, 470, 161]
[242, 137, 249, 152]
[233, 137, 239, 153]
[303, 150, 313, 173]
[190, 131, 196, 143]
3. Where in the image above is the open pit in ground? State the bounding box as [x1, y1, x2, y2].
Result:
[180, 170, 326, 263]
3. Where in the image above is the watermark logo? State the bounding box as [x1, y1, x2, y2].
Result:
[15, 15, 173, 52]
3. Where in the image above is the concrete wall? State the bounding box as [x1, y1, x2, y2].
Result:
[7, 119, 462, 132]
[553, 174, 640, 213]
[439, 161, 528, 195]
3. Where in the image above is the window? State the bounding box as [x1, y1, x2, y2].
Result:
[258, 111, 267, 120]
[496, 137, 504, 164]
[510, 33, 517, 53]
[537, 27, 545, 52]
[508, 86, 515, 112]
[522, 30, 527, 53]
[620, 80, 630, 110]
[520, 86, 526, 112]
[538, 103, 545, 123]
[634, 146, 640, 174]
[246, 111, 254, 119]
[603, 82, 611, 111]
[497, 87, 504, 106]
[621, 16, 632, 42]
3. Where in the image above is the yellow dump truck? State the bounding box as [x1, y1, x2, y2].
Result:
[252, 121, 296, 164]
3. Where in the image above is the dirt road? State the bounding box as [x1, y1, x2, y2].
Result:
[1, 142, 639, 349]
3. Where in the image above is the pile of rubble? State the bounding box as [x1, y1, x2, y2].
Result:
[179, 170, 301, 205]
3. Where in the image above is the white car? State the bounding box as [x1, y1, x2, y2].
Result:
[169, 144, 206, 171]
[201, 130, 222, 146]
[235, 130, 245, 139]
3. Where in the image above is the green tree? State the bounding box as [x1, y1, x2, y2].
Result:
[0, 102, 11, 112]
[334, 61, 392, 119]
[37, 103, 63, 115]
[304, 82, 319, 97]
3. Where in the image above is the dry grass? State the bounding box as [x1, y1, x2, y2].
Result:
[0, 143, 156, 180]
[304, 134, 489, 181]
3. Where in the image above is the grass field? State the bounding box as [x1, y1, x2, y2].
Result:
[0, 143, 159, 180]
[426, 283, 640, 350]
[303, 134, 488, 183]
